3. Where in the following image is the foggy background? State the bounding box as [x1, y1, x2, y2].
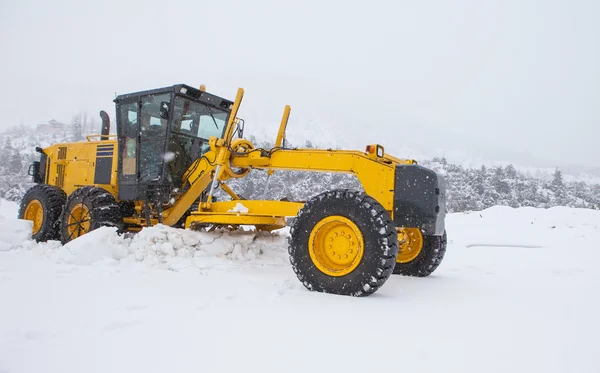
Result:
[1, 0, 598, 170]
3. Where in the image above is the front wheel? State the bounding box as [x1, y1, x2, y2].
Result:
[288, 189, 398, 297]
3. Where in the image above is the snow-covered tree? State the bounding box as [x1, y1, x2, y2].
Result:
[70, 115, 84, 141]
[1, 124, 599, 212]
[9, 151, 23, 174]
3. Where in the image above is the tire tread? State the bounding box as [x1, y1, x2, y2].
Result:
[18, 184, 66, 242]
[59, 186, 124, 244]
[288, 189, 398, 296]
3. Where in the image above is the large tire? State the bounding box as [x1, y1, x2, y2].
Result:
[59, 186, 124, 244]
[288, 189, 399, 297]
[18, 184, 66, 242]
[393, 231, 447, 277]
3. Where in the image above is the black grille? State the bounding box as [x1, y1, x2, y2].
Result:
[58, 147, 67, 160]
[56, 164, 65, 188]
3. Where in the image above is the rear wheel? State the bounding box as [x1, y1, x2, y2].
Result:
[288, 189, 398, 296]
[18, 184, 66, 242]
[393, 229, 447, 277]
[396, 228, 424, 264]
[59, 186, 124, 244]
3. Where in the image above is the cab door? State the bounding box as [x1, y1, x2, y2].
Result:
[116, 98, 140, 200]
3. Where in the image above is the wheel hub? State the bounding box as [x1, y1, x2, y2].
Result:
[308, 216, 364, 276]
[396, 228, 423, 263]
[66, 204, 91, 240]
[24, 200, 44, 235]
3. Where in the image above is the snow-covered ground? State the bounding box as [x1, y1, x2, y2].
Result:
[0, 199, 598, 373]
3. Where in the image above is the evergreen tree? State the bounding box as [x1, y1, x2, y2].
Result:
[551, 168, 566, 204]
[70, 115, 83, 141]
[9, 150, 23, 174]
[1, 138, 13, 160]
[505, 164, 518, 179]
[0, 138, 12, 173]
[551, 168, 564, 191]
[472, 167, 486, 196]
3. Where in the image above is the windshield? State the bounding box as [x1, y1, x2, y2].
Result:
[172, 96, 228, 140]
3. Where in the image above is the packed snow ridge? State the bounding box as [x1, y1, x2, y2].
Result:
[3, 223, 291, 270]
[1, 197, 289, 268]
[1, 198, 599, 272]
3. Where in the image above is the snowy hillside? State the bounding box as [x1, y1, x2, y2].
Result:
[2, 124, 599, 213]
[1, 199, 598, 373]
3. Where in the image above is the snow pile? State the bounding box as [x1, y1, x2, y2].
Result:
[0, 199, 31, 251]
[52, 226, 129, 265]
[23, 224, 291, 271]
[119, 224, 289, 269]
[228, 202, 249, 213]
[0, 197, 291, 268]
[0, 198, 18, 218]
[0, 214, 32, 252]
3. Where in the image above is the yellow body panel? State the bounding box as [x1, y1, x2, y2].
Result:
[43, 139, 118, 198]
[230, 148, 408, 212]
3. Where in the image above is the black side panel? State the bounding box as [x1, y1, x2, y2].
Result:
[30, 161, 40, 182]
[393, 164, 446, 236]
[38, 152, 47, 183]
[94, 157, 113, 184]
[119, 185, 138, 200]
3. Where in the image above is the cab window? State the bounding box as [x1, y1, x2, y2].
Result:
[172, 96, 228, 140]
[117, 102, 138, 175]
[198, 112, 227, 139]
[140, 93, 171, 137]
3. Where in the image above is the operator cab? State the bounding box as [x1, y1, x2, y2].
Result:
[114, 84, 234, 203]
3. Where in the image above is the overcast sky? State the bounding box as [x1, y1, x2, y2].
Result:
[1, 0, 598, 169]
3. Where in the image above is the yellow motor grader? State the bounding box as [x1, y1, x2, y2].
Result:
[18, 83, 447, 296]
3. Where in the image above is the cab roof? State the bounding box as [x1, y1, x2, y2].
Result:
[113, 84, 234, 111]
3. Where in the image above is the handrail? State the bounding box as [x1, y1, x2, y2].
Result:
[86, 134, 118, 141]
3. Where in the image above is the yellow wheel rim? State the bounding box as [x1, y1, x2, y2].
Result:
[24, 200, 44, 235]
[397, 228, 423, 263]
[66, 204, 91, 240]
[308, 215, 364, 277]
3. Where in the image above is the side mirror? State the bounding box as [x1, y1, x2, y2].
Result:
[159, 101, 170, 119]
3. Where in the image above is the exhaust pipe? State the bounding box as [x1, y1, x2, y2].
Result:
[99, 110, 110, 140]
